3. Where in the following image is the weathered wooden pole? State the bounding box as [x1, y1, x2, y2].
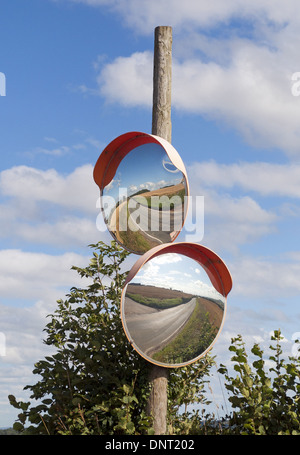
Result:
[146, 25, 172, 436]
[152, 26, 172, 143]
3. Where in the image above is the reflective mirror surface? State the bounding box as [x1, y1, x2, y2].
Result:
[101, 142, 188, 254]
[121, 252, 226, 367]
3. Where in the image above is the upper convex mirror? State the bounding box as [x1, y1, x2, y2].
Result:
[93, 132, 189, 255]
[120, 243, 232, 368]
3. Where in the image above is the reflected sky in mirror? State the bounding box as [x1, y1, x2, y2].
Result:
[103, 143, 183, 201]
[132, 253, 225, 303]
[122, 253, 226, 367]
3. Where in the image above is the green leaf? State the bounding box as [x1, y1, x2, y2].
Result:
[122, 384, 131, 394]
[264, 378, 271, 388]
[241, 387, 249, 398]
[13, 422, 24, 433]
[244, 376, 253, 388]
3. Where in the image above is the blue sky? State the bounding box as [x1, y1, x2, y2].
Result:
[1, 0, 300, 427]
[131, 253, 225, 302]
[103, 143, 183, 200]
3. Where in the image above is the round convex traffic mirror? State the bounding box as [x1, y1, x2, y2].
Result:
[94, 132, 189, 255]
[121, 243, 232, 368]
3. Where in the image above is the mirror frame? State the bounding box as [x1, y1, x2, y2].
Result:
[121, 242, 232, 368]
[93, 131, 190, 253]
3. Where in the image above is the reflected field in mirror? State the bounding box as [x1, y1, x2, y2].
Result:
[121, 252, 226, 367]
[101, 142, 188, 254]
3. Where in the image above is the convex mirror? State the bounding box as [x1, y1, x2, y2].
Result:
[94, 132, 189, 255]
[121, 243, 232, 368]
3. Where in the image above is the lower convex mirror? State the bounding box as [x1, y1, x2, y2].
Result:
[121, 243, 232, 368]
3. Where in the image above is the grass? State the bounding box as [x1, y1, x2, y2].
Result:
[152, 298, 219, 364]
[113, 203, 156, 253]
[133, 187, 185, 210]
[126, 292, 191, 310]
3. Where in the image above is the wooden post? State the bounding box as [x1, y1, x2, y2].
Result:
[152, 26, 172, 143]
[147, 25, 172, 436]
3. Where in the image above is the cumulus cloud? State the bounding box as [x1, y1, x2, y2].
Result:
[0, 164, 105, 249]
[151, 253, 183, 265]
[0, 248, 91, 426]
[60, 0, 300, 34]
[16, 216, 101, 248]
[0, 248, 91, 390]
[97, 51, 153, 107]
[171, 48, 300, 155]
[96, 46, 300, 156]
[187, 161, 300, 198]
[229, 256, 300, 298]
[0, 249, 89, 301]
[33, 145, 71, 157]
[0, 164, 97, 214]
[182, 177, 277, 253]
[182, 159, 300, 253]
[74, 0, 300, 156]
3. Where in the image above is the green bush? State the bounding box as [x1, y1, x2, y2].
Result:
[218, 330, 300, 435]
[9, 240, 300, 435]
[8, 241, 213, 435]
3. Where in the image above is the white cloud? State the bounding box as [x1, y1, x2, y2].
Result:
[182, 182, 277, 253]
[0, 247, 92, 428]
[285, 251, 300, 262]
[187, 161, 300, 199]
[78, 0, 300, 156]
[0, 164, 105, 248]
[151, 253, 182, 265]
[17, 216, 100, 248]
[182, 159, 300, 253]
[34, 145, 71, 157]
[229, 256, 300, 297]
[60, 0, 300, 34]
[96, 46, 300, 155]
[172, 53, 300, 155]
[135, 261, 161, 284]
[97, 51, 153, 107]
[0, 164, 97, 214]
[0, 249, 89, 301]
[0, 302, 53, 364]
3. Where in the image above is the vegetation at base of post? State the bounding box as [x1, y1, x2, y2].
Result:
[8, 242, 300, 435]
[7, 241, 213, 435]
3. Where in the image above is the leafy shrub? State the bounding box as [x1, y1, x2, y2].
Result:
[9, 241, 213, 435]
[218, 330, 300, 435]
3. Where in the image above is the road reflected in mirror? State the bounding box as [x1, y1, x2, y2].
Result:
[101, 142, 188, 254]
[121, 252, 226, 367]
